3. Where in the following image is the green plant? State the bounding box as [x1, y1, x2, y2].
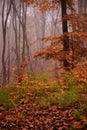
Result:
[48, 83, 60, 92]
[38, 73, 48, 81]
[64, 73, 77, 87]
[28, 71, 36, 81]
[16, 89, 28, 104]
[0, 84, 30, 109]
[32, 87, 46, 97]
[0, 87, 16, 108]
[72, 109, 81, 119]
[58, 87, 80, 107]
[47, 93, 59, 105]
[21, 76, 29, 87]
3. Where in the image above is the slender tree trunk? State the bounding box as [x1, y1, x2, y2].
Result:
[21, 3, 33, 71]
[2, 0, 12, 85]
[7, 34, 10, 83]
[61, 0, 70, 69]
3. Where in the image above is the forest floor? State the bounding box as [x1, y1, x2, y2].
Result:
[0, 101, 87, 130]
[0, 73, 87, 130]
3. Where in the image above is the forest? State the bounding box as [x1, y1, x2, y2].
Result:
[0, 0, 87, 129]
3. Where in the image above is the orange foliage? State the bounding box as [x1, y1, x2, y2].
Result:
[22, 0, 87, 82]
[71, 62, 87, 83]
[34, 31, 87, 62]
[21, 0, 75, 12]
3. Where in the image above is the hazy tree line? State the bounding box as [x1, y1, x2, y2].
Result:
[0, 0, 87, 86]
[0, 0, 60, 85]
[1, 0, 29, 85]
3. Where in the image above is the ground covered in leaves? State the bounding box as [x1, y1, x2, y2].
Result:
[0, 73, 87, 130]
[0, 102, 87, 130]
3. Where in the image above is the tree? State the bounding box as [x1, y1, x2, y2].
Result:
[1, 0, 33, 85]
[61, 0, 70, 69]
[2, 0, 12, 85]
[33, 0, 87, 81]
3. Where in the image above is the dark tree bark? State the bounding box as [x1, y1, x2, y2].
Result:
[61, 0, 70, 69]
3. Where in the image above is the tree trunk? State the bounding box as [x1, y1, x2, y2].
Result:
[61, 0, 70, 69]
[2, 0, 12, 85]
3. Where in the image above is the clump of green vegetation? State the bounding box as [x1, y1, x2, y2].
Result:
[31, 82, 60, 107]
[38, 73, 48, 81]
[72, 109, 81, 119]
[58, 88, 79, 107]
[51, 73, 79, 107]
[64, 73, 77, 87]
[0, 87, 16, 108]
[47, 93, 59, 105]
[47, 83, 60, 92]
[0, 84, 30, 109]
[28, 71, 36, 81]
[32, 87, 46, 97]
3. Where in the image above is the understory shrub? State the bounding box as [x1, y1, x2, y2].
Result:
[0, 87, 16, 108]
[0, 72, 86, 110]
